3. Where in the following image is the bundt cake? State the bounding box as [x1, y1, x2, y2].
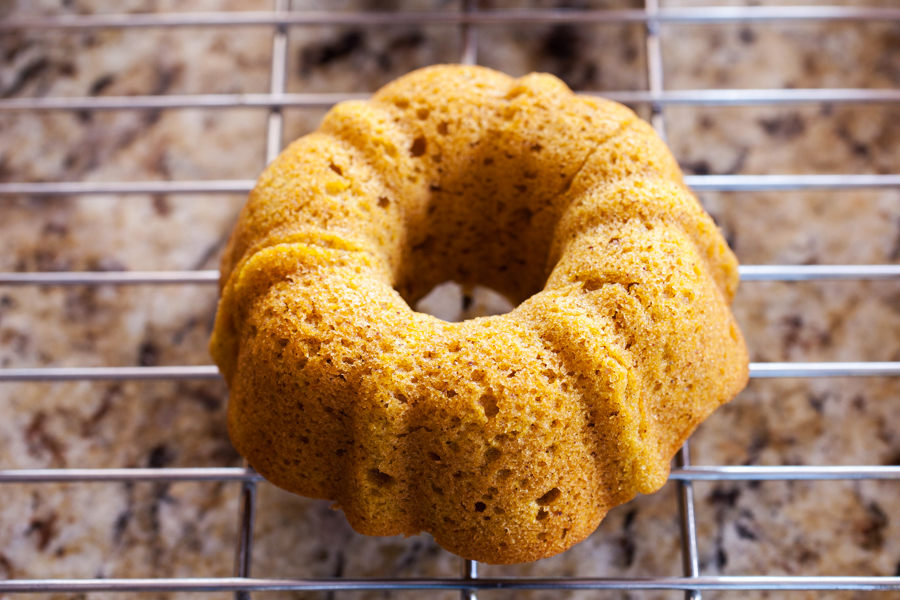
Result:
[210, 65, 749, 564]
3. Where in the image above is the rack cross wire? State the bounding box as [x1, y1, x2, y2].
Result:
[2, 1, 900, 598]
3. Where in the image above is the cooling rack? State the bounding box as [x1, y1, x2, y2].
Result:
[3, 1, 900, 598]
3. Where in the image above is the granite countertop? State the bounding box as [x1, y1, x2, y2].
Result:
[2, 1, 900, 599]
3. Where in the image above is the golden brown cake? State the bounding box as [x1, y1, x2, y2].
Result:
[209, 65, 749, 564]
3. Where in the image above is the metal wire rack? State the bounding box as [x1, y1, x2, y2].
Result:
[2, 1, 900, 597]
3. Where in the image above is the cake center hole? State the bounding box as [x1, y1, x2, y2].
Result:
[414, 281, 515, 323]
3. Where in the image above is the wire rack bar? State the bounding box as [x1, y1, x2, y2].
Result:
[684, 174, 900, 191]
[3, 465, 898, 485]
[461, 560, 478, 600]
[4, 7, 900, 30]
[607, 88, 900, 106]
[645, 0, 665, 138]
[6, 89, 900, 113]
[234, 473, 258, 598]
[0, 468, 260, 483]
[459, 3, 480, 598]
[738, 265, 900, 280]
[3, 363, 899, 382]
[671, 466, 900, 481]
[2, 265, 900, 286]
[232, 2, 290, 595]
[0, 180, 255, 195]
[460, 0, 478, 67]
[0, 366, 221, 381]
[263, 3, 288, 167]
[4, 174, 899, 197]
[1, 576, 899, 593]
[676, 443, 701, 600]
[749, 362, 900, 377]
[0, 271, 220, 285]
[0, 93, 365, 112]
[644, 2, 700, 596]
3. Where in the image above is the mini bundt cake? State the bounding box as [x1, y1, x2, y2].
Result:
[210, 65, 749, 564]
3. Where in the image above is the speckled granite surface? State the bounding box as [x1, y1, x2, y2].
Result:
[2, 1, 900, 599]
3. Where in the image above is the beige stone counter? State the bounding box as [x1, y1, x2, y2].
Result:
[2, 1, 899, 599]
